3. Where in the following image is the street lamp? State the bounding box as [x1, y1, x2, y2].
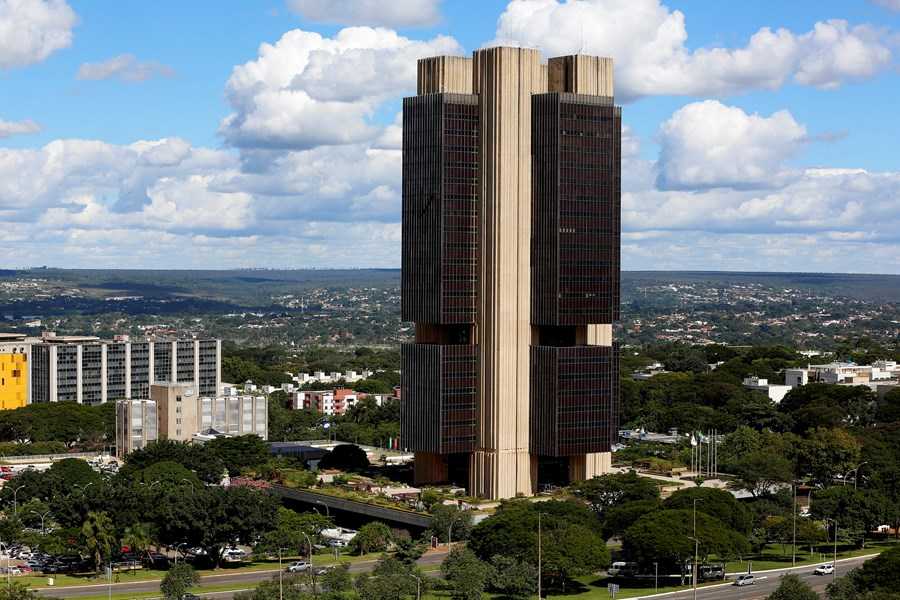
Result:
[30, 510, 51, 536]
[302, 532, 314, 595]
[537, 512, 543, 600]
[174, 542, 188, 565]
[315, 500, 330, 519]
[691, 499, 703, 600]
[74, 482, 94, 496]
[11, 485, 24, 515]
[824, 518, 839, 584]
[850, 462, 869, 490]
[654, 561, 659, 593]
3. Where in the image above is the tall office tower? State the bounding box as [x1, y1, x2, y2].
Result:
[401, 50, 620, 499]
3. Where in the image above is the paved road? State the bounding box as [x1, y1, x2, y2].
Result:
[648, 555, 875, 600]
[35, 549, 448, 599]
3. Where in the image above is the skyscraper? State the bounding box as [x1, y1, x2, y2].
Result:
[401, 48, 621, 499]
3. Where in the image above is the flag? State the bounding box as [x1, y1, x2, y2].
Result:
[690, 434, 697, 447]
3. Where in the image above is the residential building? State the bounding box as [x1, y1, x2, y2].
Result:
[0, 333, 29, 410]
[116, 399, 158, 455]
[293, 388, 359, 416]
[29, 332, 221, 405]
[401, 50, 621, 498]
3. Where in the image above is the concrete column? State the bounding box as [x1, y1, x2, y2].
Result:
[49, 346, 58, 403]
[124, 343, 131, 399]
[76, 345, 83, 404]
[193, 340, 200, 386]
[469, 47, 546, 499]
[215, 340, 222, 394]
[100, 344, 108, 404]
[148, 342, 155, 385]
[170, 341, 177, 383]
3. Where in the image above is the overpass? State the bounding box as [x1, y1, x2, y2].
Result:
[270, 485, 432, 531]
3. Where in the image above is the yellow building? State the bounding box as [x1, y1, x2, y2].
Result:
[0, 352, 28, 410]
[0, 334, 30, 410]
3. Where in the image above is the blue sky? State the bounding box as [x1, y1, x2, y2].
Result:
[1, 0, 899, 272]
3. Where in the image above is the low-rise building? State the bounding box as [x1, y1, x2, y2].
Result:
[294, 388, 359, 416]
[742, 376, 793, 404]
[116, 399, 158, 455]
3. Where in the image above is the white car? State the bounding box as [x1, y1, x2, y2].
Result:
[286, 561, 311, 573]
[734, 574, 755, 586]
[814, 564, 835, 575]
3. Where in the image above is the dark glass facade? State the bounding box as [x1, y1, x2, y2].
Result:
[401, 93, 479, 325]
[531, 93, 621, 326]
[401, 343, 477, 454]
[530, 344, 619, 456]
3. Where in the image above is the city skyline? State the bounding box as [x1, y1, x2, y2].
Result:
[1, 0, 899, 272]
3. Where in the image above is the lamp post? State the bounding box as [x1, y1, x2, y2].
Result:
[174, 543, 188, 565]
[11, 485, 24, 515]
[537, 512, 542, 600]
[850, 462, 869, 490]
[75, 482, 94, 496]
[302, 532, 314, 596]
[278, 547, 288, 600]
[824, 518, 838, 584]
[31, 510, 50, 536]
[692, 499, 702, 600]
[792, 482, 797, 567]
[654, 561, 659, 593]
[315, 500, 330, 519]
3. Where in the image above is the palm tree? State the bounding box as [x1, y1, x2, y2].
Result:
[81, 511, 116, 573]
[121, 523, 153, 559]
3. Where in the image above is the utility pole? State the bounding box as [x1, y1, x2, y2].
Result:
[693, 499, 700, 600]
[537, 512, 542, 600]
[792, 483, 797, 567]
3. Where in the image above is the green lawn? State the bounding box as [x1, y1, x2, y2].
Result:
[24, 549, 387, 590]
[723, 539, 895, 573]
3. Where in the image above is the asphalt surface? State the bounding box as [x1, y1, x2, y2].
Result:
[35, 549, 448, 599]
[650, 555, 875, 600]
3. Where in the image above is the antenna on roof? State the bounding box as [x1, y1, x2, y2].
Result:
[578, 22, 585, 55]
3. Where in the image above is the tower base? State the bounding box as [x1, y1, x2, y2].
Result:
[469, 449, 536, 499]
[568, 452, 613, 483]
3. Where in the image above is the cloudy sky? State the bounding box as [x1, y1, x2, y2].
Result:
[1, 0, 899, 273]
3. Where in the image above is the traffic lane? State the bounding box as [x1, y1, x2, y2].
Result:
[36, 548, 449, 598]
[656, 555, 873, 600]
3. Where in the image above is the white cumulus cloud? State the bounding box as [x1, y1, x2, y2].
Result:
[490, 0, 894, 100]
[0, 0, 76, 69]
[220, 26, 461, 149]
[656, 100, 807, 191]
[76, 54, 175, 82]
[286, 0, 442, 28]
[0, 118, 41, 138]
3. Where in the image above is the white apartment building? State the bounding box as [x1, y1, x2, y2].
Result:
[116, 399, 158, 455]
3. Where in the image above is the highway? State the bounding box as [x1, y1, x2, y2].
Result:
[35, 549, 449, 599]
[648, 555, 875, 600]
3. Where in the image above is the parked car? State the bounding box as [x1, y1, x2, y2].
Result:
[734, 574, 755, 586]
[286, 561, 311, 573]
[814, 564, 835, 575]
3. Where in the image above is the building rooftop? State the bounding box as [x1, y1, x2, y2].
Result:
[0, 333, 27, 341]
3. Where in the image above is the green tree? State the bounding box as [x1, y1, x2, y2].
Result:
[442, 547, 491, 600]
[622, 509, 750, 574]
[489, 555, 537, 599]
[827, 545, 900, 598]
[663, 488, 752, 534]
[0, 582, 56, 600]
[430, 504, 474, 543]
[602, 499, 661, 540]
[320, 562, 353, 594]
[208, 435, 270, 476]
[573, 471, 660, 513]
[81, 511, 117, 573]
[810, 486, 887, 548]
[318, 444, 370, 472]
[121, 522, 154, 557]
[875, 389, 900, 424]
[767, 574, 817, 600]
[798, 427, 862, 486]
[160, 563, 200, 600]
[729, 450, 794, 497]
[356, 557, 426, 600]
[351, 522, 393, 555]
[255, 507, 331, 557]
[122, 439, 225, 483]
